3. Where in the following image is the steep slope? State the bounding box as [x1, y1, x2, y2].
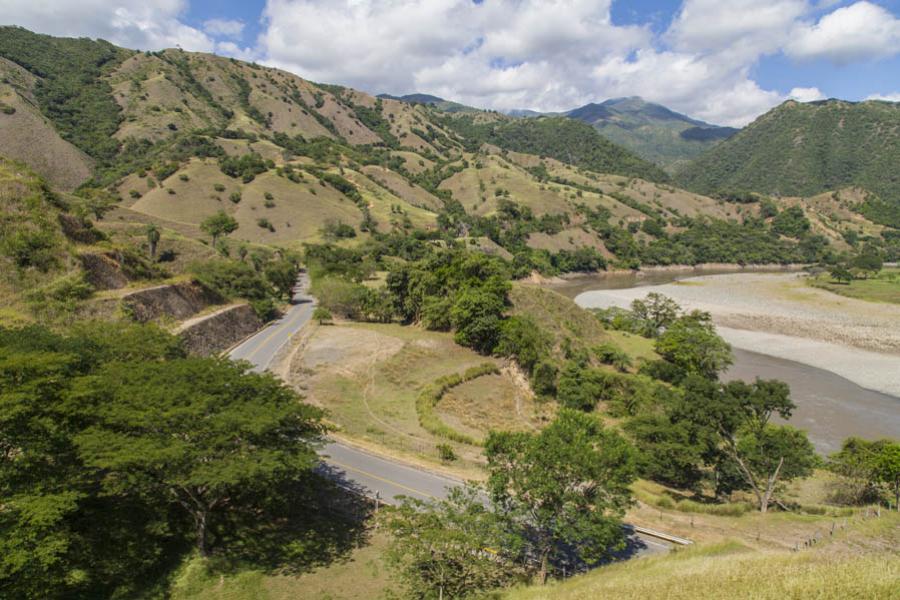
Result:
[677, 99, 900, 204]
[442, 112, 671, 183]
[567, 97, 738, 171]
[0, 57, 93, 190]
[0, 27, 892, 270]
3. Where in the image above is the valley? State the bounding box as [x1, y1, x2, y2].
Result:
[0, 22, 898, 600]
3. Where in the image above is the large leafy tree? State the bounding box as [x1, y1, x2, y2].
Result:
[200, 210, 239, 247]
[654, 311, 733, 380]
[0, 323, 187, 598]
[385, 487, 526, 599]
[485, 410, 635, 583]
[678, 377, 817, 512]
[0, 324, 326, 598]
[630, 292, 680, 338]
[73, 357, 325, 557]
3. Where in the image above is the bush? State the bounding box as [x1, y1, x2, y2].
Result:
[436, 443, 457, 462]
[531, 360, 558, 396]
[229, 191, 242, 204]
[312, 306, 333, 324]
[219, 153, 267, 183]
[191, 259, 269, 300]
[213, 183, 226, 192]
[310, 277, 369, 319]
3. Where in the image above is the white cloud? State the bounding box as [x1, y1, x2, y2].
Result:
[866, 92, 900, 102]
[787, 1, 900, 64]
[1, 0, 215, 51]
[788, 86, 826, 102]
[3, 0, 899, 127]
[203, 18, 245, 39]
[668, 0, 807, 57]
[255, 0, 870, 126]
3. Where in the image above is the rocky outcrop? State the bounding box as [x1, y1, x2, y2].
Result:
[122, 282, 223, 323]
[176, 303, 262, 356]
[79, 252, 128, 290]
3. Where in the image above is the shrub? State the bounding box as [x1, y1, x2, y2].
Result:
[256, 218, 274, 231]
[312, 306, 333, 324]
[179, 174, 189, 182]
[229, 191, 242, 204]
[436, 443, 457, 462]
[129, 190, 141, 199]
[213, 183, 226, 192]
[191, 259, 269, 300]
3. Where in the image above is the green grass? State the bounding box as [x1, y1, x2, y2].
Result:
[504, 539, 900, 600]
[809, 268, 900, 304]
[170, 531, 396, 600]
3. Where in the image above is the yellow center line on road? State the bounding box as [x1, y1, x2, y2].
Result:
[242, 308, 301, 362]
[325, 458, 440, 500]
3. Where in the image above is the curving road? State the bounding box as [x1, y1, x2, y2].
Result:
[228, 275, 672, 558]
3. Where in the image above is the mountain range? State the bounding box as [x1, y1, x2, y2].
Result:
[387, 93, 738, 171]
[0, 25, 896, 283]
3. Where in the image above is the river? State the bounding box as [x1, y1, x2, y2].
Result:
[551, 269, 900, 455]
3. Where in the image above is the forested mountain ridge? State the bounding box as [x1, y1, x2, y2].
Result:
[677, 99, 900, 222]
[565, 97, 738, 171]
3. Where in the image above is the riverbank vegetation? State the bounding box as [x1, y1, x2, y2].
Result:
[812, 267, 900, 304]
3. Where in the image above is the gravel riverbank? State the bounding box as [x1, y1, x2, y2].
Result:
[575, 273, 900, 398]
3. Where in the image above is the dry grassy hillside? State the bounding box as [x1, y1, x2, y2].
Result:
[0, 58, 93, 190]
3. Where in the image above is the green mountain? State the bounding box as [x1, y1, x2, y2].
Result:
[0, 24, 893, 304]
[677, 99, 900, 208]
[440, 113, 671, 183]
[565, 97, 738, 171]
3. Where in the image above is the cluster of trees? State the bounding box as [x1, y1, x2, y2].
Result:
[828, 438, 900, 508]
[594, 294, 819, 511]
[386, 410, 636, 597]
[218, 152, 271, 183]
[828, 244, 885, 283]
[191, 249, 301, 320]
[0, 323, 327, 598]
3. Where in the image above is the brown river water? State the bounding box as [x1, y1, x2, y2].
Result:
[550, 269, 900, 455]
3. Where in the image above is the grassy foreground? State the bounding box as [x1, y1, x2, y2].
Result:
[504, 540, 900, 600]
[809, 268, 900, 304]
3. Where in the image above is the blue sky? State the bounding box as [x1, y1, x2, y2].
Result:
[4, 1, 900, 126]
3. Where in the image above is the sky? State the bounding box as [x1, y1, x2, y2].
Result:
[2, 0, 899, 126]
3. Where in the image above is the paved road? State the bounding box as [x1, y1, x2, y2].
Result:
[229, 272, 314, 372]
[228, 276, 671, 559]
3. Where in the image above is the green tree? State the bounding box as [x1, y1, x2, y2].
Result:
[265, 259, 298, 300]
[827, 437, 887, 505]
[829, 264, 853, 284]
[73, 357, 325, 556]
[145, 223, 160, 260]
[200, 210, 239, 247]
[313, 306, 333, 325]
[493, 315, 550, 372]
[385, 486, 526, 599]
[655, 311, 733, 380]
[630, 292, 680, 337]
[678, 377, 817, 512]
[485, 410, 635, 583]
[77, 188, 118, 220]
[531, 360, 558, 396]
[450, 288, 505, 354]
[874, 443, 900, 510]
